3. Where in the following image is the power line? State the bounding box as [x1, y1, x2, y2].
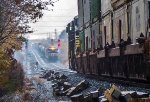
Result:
[27, 32, 64, 35]
[31, 26, 66, 27]
[36, 21, 69, 22]
[30, 32, 62, 35]
[51, 8, 77, 11]
[42, 16, 76, 17]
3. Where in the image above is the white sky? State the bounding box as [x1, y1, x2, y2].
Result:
[28, 0, 78, 39]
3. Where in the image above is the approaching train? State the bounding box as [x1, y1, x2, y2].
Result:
[37, 39, 59, 61]
[45, 46, 58, 60]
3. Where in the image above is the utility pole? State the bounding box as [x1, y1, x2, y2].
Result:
[55, 29, 58, 41]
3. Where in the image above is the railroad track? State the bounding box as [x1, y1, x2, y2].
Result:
[30, 45, 150, 90]
[83, 74, 150, 89]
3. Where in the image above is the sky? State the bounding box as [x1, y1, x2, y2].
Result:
[28, 0, 78, 39]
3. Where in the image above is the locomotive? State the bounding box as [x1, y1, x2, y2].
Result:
[37, 38, 59, 61]
[45, 46, 58, 61]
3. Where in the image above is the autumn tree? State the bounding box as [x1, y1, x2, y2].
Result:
[0, 0, 55, 48]
[0, 0, 55, 94]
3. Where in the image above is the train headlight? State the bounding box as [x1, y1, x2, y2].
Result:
[51, 47, 55, 51]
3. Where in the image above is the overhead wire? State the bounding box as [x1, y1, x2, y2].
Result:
[41, 15, 76, 17]
[31, 26, 66, 27]
[28, 32, 63, 35]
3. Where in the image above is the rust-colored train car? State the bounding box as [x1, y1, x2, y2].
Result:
[75, 39, 150, 83]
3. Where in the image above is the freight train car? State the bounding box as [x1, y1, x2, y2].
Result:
[74, 38, 150, 83]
